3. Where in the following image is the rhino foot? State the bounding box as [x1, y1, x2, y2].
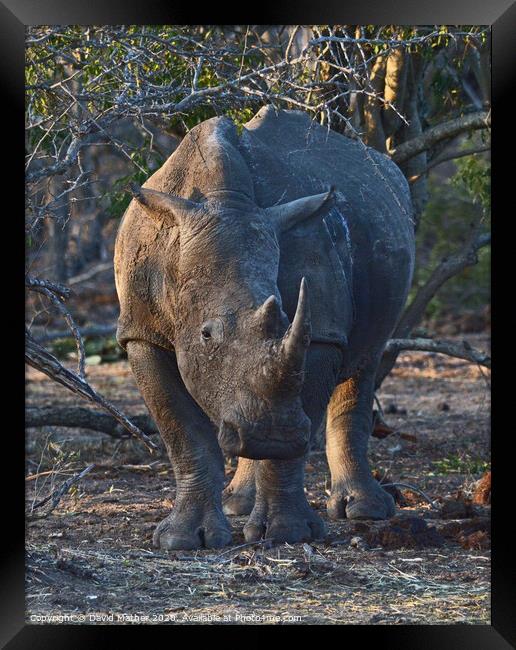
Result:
[222, 486, 255, 516]
[153, 503, 232, 550]
[222, 458, 256, 516]
[327, 482, 396, 521]
[244, 496, 326, 545]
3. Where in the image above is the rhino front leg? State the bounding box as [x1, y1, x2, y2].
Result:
[326, 362, 395, 520]
[223, 458, 256, 516]
[244, 457, 326, 544]
[126, 341, 232, 550]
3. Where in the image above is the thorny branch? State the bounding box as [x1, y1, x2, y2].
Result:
[25, 25, 490, 195]
[26, 275, 86, 378]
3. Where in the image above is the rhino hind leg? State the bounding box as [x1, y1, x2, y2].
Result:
[325, 360, 396, 521]
[126, 341, 232, 550]
[223, 457, 256, 516]
[243, 457, 326, 544]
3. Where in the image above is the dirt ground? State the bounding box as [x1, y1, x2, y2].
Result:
[25, 333, 491, 625]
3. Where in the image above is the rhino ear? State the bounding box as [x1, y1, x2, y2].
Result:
[265, 187, 334, 234]
[129, 184, 201, 227]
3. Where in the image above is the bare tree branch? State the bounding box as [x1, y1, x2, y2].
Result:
[27, 275, 86, 378]
[25, 276, 71, 300]
[396, 232, 490, 337]
[67, 261, 114, 286]
[408, 144, 490, 183]
[375, 230, 490, 388]
[391, 110, 491, 165]
[384, 337, 490, 368]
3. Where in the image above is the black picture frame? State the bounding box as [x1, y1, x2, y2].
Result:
[4, 1, 512, 644]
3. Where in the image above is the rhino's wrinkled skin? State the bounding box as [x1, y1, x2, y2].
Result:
[114, 107, 415, 549]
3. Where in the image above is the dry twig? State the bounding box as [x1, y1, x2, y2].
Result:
[28, 463, 95, 518]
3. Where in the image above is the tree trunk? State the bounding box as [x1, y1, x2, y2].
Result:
[397, 55, 428, 229]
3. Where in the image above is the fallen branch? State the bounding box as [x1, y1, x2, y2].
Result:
[26, 469, 58, 482]
[214, 539, 275, 559]
[381, 482, 439, 510]
[25, 333, 157, 453]
[384, 338, 491, 368]
[25, 405, 158, 439]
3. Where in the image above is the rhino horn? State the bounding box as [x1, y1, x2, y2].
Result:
[129, 184, 200, 227]
[280, 277, 311, 373]
[255, 295, 283, 337]
[265, 187, 334, 234]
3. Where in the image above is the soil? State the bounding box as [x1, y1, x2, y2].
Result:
[25, 333, 491, 625]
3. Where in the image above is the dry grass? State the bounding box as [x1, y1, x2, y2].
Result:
[25, 537, 490, 624]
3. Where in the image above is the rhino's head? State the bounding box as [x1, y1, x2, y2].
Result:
[131, 184, 333, 460]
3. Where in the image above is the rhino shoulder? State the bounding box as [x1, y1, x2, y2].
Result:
[114, 202, 179, 351]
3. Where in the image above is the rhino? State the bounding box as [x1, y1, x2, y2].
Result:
[114, 106, 415, 549]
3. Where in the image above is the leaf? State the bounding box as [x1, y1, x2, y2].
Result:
[85, 355, 102, 366]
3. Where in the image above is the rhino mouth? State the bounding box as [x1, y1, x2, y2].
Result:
[217, 417, 310, 460]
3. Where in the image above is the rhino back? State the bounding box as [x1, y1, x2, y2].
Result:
[239, 106, 415, 367]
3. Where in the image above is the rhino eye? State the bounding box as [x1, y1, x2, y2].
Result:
[200, 318, 224, 344]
